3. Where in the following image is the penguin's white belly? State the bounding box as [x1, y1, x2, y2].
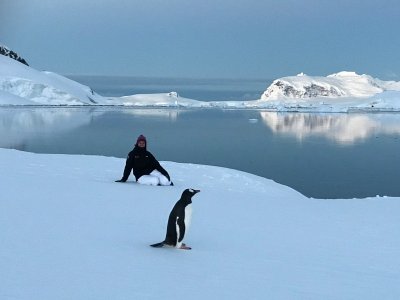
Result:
[184, 204, 193, 230]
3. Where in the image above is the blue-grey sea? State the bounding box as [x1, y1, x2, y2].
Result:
[67, 75, 270, 101]
[1, 76, 400, 199]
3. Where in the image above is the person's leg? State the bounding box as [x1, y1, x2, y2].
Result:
[150, 170, 171, 186]
[137, 175, 160, 186]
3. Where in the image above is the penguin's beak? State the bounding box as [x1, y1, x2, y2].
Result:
[193, 189, 200, 194]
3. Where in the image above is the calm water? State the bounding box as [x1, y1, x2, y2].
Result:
[1, 107, 400, 199]
[67, 75, 270, 101]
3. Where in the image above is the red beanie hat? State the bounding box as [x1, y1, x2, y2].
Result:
[136, 134, 147, 144]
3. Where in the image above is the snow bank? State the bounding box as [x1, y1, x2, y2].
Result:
[114, 92, 204, 107]
[1, 149, 399, 299]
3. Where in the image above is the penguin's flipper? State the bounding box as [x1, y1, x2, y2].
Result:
[150, 242, 165, 248]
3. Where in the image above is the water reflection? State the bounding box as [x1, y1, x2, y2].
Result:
[0, 108, 186, 149]
[260, 112, 400, 144]
[0, 108, 101, 149]
[2, 108, 400, 150]
[117, 108, 180, 121]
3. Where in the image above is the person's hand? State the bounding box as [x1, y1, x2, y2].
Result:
[115, 179, 125, 182]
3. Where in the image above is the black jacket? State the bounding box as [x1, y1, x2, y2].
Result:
[120, 146, 170, 182]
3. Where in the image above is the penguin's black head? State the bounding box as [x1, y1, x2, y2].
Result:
[182, 188, 200, 200]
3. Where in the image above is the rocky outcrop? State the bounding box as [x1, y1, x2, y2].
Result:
[263, 80, 344, 99]
[0, 45, 29, 66]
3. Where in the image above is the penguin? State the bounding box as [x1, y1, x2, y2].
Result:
[150, 188, 200, 250]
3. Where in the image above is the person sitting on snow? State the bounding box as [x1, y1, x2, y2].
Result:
[115, 134, 173, 186]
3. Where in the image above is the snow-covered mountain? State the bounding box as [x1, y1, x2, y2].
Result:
[0, 45, 29, 66]
[0, 53, 106, 105]
[1, 46, 400, 111]
[261, 71, 400, 100]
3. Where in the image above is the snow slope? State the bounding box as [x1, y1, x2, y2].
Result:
[0, 55, 104, 105]
[1, 149, 399, 299]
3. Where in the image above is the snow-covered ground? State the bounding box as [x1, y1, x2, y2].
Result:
[1, 148, 399, 299]
[2, 54, 400, 112]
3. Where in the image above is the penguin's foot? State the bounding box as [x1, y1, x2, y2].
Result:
[179, 243, 192, 250]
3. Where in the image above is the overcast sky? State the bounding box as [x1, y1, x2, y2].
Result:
[1, 0, 399, 80]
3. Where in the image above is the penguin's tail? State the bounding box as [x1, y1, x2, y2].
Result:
[150, 242, 165, 248]
[150, 242, 191, 250]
